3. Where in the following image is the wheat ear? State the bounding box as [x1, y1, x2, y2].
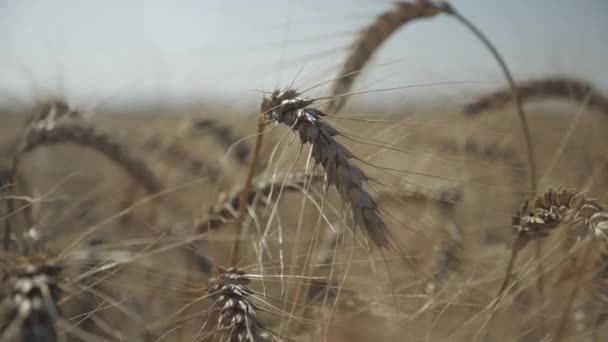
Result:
[206, 267, 290, 342]
[13, 121, 163, 195]
[262, 89, 391, 249]
[464, 77, 608, 117]
[0, 253, 62, 342]
[5, 114, 164, 246]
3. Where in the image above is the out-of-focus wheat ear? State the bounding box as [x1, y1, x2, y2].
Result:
[327, 0, 445, 113]
[0, 254, 62, 342]
[12, 121, 163, 195]
[460, 138, 526, 181]
[439, 137, 526, 182]
[196, 171, 323, 233]
[25, 99, 81, 128]
[5, 119, 164, 242]
[5, 100, 82, 248]
[190, 119, 251, 163]
[141, 134, 221, 180]
[463, 77, 608, 117]
[206, 267, 290, 342]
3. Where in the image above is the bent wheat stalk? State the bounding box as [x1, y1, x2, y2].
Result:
[463, 77, 608, 117]
[229, 116, 265, 267]
[327, 0, 445, 113]
[437, 2, 547, 329]
[441, 1, 538, 191]
[5, 113, 163, 247]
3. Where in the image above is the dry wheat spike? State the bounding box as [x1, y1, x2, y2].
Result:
[495, 189, 608, 333]
[464, 77, 608, 117]
[327, 0, 445, 113]
[262, 89, 392, 249]
[511, 189, 606, 247]
[206, 267, 290, 342]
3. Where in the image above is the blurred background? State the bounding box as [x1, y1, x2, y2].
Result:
[0, 0, 606, 112]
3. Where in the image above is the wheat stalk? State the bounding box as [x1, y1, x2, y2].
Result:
[595, 245, 608, 331]
[327, 0, 445, 113]
[433, 3, 549, 329]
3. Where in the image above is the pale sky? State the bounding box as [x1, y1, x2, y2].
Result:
[0, 0, 606, 111]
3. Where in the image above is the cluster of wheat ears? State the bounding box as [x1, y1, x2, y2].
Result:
[1, 1, 607, 341]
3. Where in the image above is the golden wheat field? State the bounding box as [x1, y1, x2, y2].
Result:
[1, 1, 607, 341]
